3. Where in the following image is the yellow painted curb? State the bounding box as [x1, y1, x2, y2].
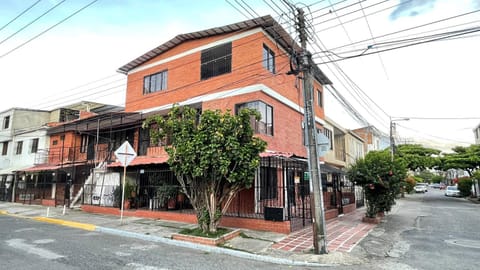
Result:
[0, 210, 8, 215]
[33, 217, 96, 231]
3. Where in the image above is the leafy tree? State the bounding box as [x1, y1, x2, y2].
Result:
[439, 145, 480, 197]
[431, 175, 444, 183]
[396, 144, 441, 171]
[144, 106, 266, 233]
[347, 150, 407, 218]
[439, 145, 480, 176]
[457, 177, 473, 197]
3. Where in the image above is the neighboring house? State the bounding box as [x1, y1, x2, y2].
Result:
[0, 108, 51, 202]
[12, 16, 358, 234]
[6, 102, 123, 205]
[351, 126, 389, 153]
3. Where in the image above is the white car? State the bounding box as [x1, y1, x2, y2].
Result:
[445, 186, 460, 197]
[414, 183, 428, 193]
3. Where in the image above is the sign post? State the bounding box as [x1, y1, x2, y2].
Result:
[114, 141, 137, 224]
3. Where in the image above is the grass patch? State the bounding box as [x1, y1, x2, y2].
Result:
[178, 227, 231, 238]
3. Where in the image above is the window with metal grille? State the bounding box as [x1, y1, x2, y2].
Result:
[260, 166, 277, 200]
[262, 44, 275, 73]
[80, 134, 89, 153]
[201, 42, 232, 80]
[235, 101, 273, 136]
[15, 141, 23, 155]
[143, 70, 168, 94]
[30, 138, 39, 153]
[323, 128, 333, 150]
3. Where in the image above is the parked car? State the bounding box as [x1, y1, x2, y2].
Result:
[414, 183, 428, 193]
[445, 185, 460, 197]
[439, 183, 446, 190]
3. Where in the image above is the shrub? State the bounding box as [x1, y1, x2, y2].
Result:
[405, 176, 416, 193]
[457, 177, 473, 197]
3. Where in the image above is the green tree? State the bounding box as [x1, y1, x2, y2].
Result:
[457, 177, 473, 197]
[396, 144, 441, 171]
[439, 145, 480, 196]
[347, 150, 407, 218]
[144, 106, 267, 233]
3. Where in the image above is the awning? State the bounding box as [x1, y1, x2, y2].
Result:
[108, 156, 169, 167]
[320, 163, 344, 174]
[0, 165, 32, 175]
[260, 151, 295, 158]
[22, 164, 62, 173]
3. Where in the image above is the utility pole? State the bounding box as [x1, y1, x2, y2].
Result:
[296, 7, 328, 254]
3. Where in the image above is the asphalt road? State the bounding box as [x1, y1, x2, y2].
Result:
[337, 188, 480, 270]
[0, 215, 319, 270]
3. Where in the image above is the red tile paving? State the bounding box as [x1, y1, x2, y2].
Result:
[271, 209, 376, 253]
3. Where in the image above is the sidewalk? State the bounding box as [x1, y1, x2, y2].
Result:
[0, 202, 375, 266]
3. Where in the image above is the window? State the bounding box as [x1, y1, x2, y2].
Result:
[143, 70, 168, 94]
[260, 166, 277, 199]
[15, 141, 23, 155]
[317, 90, 323, 108]
[31, 138, 39, 153]
[201, 42, 232, 80]
[52, 140, 58, 146]
[323, 128, 333, 150]
[262, 44, 275, 73]
[2, 141, 8, 155]
[3, 116, 10, 129]
[80, 134, 89, 153]
[235, 101, 273, 136]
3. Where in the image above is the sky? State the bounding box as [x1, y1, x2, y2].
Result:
[0, 0, 479, 151]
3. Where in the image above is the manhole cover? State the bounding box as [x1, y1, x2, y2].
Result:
[445, 239, 480, 249]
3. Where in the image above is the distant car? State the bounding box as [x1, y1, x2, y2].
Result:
[431, 183, 441, 189]
[445, 186, 460, 197]
[414, 183, 428, 193]
[439, 183, 446, 190]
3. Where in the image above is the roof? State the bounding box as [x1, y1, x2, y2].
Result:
[21, 164, 62, 173]
[108, 156, 169, 167]
[117, 15, 331, 85]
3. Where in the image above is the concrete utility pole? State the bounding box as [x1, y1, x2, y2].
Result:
[296, 7, 328, 254]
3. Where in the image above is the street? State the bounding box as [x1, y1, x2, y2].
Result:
[0, 215, 316, 270]
[339, 188, 480, 270]
[1, 188, 478, 270]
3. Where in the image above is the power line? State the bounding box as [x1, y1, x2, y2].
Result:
[0, 0, 99, 59]
[0, 0, 67, 47]
[0, 0, 42, 33]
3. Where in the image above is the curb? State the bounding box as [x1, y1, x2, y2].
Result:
[96, 226, 332, 267]
[0, 210, 7, 215]
[32, 217, 96, 231]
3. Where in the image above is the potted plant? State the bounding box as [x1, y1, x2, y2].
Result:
[114, 182, 136, 210]
[156, 185, 177, 209]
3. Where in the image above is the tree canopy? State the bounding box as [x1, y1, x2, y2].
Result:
[396, 144, 441, 171]
[439, 145, 480, 176]
[143, 105, 267, 233]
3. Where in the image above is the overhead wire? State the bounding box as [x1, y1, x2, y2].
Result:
[0, 0, 99, 59]
[0, 0, 42, 33]
[0, 0, 67, 47]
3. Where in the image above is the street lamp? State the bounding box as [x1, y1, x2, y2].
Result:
[390, 117, 409, 161]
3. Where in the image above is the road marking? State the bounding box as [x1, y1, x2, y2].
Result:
[33, 239, 55, 244]
[445, 239, 480, 249]
[126, 263, 169, 270]
[6, 239, 64, 260]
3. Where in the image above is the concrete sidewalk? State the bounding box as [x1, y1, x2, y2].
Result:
[0, 202, 375, 266]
